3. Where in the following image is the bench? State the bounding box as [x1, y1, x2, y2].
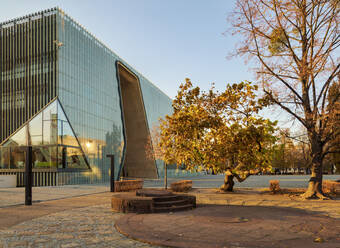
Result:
[170, 180, 193, 192]
[323, 180, 340, 194]
[115, 179, 144, 192]
[0, 175, 17, 188]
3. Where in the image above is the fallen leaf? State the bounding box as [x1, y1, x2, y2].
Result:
[314, 237, 324, 243]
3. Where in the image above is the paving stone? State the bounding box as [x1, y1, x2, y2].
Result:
[60, 242, 81, 248]
[7, 240, 29, 247]
[0, 203, 160, 248]
[33, 238, 49, 244]
[0, 188, 339, 248]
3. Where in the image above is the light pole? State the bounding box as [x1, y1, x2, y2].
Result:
[164, 163, 168, 190]
[25, 146, 33, 205]
[107, 155, 115, 192]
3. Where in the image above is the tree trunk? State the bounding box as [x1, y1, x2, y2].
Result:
[220, 169, 254, 192]
[301, 139, 329, 199]
[220, 174, 235, 192]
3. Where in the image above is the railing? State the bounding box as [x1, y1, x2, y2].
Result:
[0, 169, 58, 187]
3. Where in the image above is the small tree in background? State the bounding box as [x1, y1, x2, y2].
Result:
[145, 124, 173, 189]
[145, 124, 164, 162]
[159, 79, 277, 192]
[271, 129, 312, 174]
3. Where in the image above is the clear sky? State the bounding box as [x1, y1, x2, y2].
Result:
[0, 0, 291, 128]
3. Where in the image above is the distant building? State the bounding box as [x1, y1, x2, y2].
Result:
[0, 7, 173, 185]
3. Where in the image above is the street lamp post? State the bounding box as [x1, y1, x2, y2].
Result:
[25, 146, 33, 205]
[164, 163, 168, 190]
[107, 154, 115, 192]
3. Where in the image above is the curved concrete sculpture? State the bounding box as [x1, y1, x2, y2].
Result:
[117, 63, 158, 179]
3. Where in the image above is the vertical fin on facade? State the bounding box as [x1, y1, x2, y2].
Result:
[0, 9, 58, 144]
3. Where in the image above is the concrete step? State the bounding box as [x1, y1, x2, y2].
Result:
[153, 204, 194, 213]
[153, 199, 189, 208]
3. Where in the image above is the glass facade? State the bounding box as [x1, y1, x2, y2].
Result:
[0, 8, 180, 185]
[56, 11, 124, 183]
[0, 99, 88, 171]
[0, 9, 58, 143]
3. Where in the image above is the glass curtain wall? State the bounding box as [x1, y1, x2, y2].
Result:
[56, 9, 177, 182]
[0, 99, 89, 170]
[1, 8, 178, 181]
[56, 11, 124, 183]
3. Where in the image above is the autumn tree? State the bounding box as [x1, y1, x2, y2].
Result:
[145, 123, 172, 188]
[230, 0, 340, 198]
[145, 124, 164, 162]
[159, 79, 277, 191]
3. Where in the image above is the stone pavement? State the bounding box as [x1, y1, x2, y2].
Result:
[0, 185, 108, 208]
[0, 192, 158, 248]
[115, 189, 340, 248]
[0, 192, 113, 229]
[0, 204, 159, 248]
[191, 188, 340, 219]
[0, 188, 339, 248]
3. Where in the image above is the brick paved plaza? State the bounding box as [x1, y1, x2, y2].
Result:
[0, 188, 339, 248]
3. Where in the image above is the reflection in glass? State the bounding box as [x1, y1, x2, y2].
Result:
[42, 101, 58, 145]
[57, 101, 78, 147]
[0, 99, 89, 170]
[65, 147, 87, 169]
[0, 147, 10, 169]
[28, 112, 43, 145]
[9, 147, 26, 169]
[33, 146, 58, 169]
[3, 126, 27, 147]
[0, 148, 6, 168]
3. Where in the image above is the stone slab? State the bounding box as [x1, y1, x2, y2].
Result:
[0, 175, 16, 188]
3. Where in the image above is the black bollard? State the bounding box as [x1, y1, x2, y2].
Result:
[25, 146, 33, 205]
[164, 163, 168, 190]
[107, 155, 115, 192]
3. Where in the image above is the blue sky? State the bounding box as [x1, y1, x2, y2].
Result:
[0, 0, 291, 127]
[0, 0, 251, 97]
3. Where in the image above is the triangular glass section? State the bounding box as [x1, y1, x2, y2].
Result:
[0, 99, 90, 170]
[2, 125, 27, 147]
[2, 101, 59, 147]
[56, 101, 90, 170]
[0, 125, 27, 169]
[57, 101, 79, 147]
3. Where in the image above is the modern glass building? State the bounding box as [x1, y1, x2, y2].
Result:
[0, 7, 174, 186]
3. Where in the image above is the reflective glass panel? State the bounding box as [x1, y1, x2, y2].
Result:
[0, 147, 10, 169]
[33, 146, 58, 169]
[42, 101, 58, 145]
[28, 112, 43, 145]
[3, 126, 27, 147]
[57, 102, 78, 147]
